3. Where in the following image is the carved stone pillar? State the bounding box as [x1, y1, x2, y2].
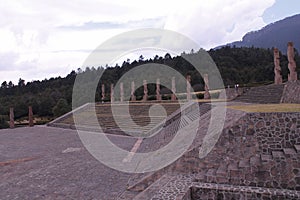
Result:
[287, 42, 298, 81]
[120, 82, 124, 102]
[273, 48, 283, 84]
[156, 78, 161, 101]
[110, 84, 114, 103]
[28, 106, 34, 127]
[204, 74, 211, 99]
[9, 107, 14, 129]
[186, 75, 191, 101]
[101, 84, 105, 102]
[171, 77, 176, 101]
[143, 80, 148, 101]
[131, 81, 136, 101]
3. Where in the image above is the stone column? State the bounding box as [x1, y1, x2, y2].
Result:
[156, 78, 161, 101]
[131, 81, 136, 101]
[28, 106, 34, 127]
[186, 75, 191, 101]
[101, 84, 105, 102]
[120, 82, 124, 102]
[273, 48, 283, 84]
[110, 84, 114, 103]
[143, 80, 148, 101]
[287, 42, 298, 81]
[171, 76, 176, 101]
[204, 74, 211, 99]
[9, 107, 14, 129]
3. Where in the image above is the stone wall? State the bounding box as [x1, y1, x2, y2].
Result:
[190, 185, 300, 200]
[171, 111, 300, 190]
[249, 112, 300, 154]
[128, 110, 300, 199]
[281, 80, 300, 103]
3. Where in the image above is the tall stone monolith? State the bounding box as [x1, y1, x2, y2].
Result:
[120, 82, 124, 102]
[186, 75, 191, 101]
[204, 74, 211, 99]
[287, 42, 298, 81]
[28, 106, 34, 127]
[273, 48, 283, 84]
[101, 84, 105, 102]
[131, 81, 136, 101]
[110, 84, 114, 103]
[156, 78, 161, 101]
[143, 80, 148, 101]
[171, 77, 176, 101]
[9, 107, 14, 129]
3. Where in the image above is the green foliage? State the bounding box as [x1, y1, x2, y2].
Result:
[0, 115, 9, 129]
[0, 46, 299, 121]
[52, 98, 70, 117]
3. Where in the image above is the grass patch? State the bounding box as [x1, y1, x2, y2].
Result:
[227, 104, 300, 113]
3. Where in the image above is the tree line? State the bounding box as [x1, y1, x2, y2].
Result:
[0, 46, 299, 127]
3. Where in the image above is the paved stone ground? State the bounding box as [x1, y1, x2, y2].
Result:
[0, 126, 138, 200]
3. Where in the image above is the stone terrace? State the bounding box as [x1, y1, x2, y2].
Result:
[48, 102, 182, 136]
[0, 126, 137, 199]
[1, 103, 300, 199]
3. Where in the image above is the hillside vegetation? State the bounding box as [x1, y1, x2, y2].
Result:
[0, 46, 299, 124]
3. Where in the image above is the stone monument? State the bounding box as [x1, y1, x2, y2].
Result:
[110, 84, 114, 103]
[273, 48, 283, 84]
[131, 81, 136, 101]
[171, 77, 176, 101]
[143, 80, 148, 101]
[120, 82, 124, 102]
[204, 74, 211, 99]
[101, 84, 105, 102]
[287, 42, 298, 81]
[9, 107, 14, 129]
[156, 78, 161, 101]
[186, 75, 191, 101]
[28, 106, 34, 127]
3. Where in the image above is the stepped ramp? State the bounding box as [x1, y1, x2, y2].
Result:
[234, 83, 285, 104]
[48, 102, 183, 136]
[124, 110, 300, 199]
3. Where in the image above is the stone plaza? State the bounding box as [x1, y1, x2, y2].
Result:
[1, 42, 300, 199]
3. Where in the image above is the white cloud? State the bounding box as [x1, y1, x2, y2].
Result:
[165, 0, 275, 49]
[0, 0, 276, 84]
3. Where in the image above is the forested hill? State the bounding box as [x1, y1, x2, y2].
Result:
[0, 46, 299, 127]
[221, 14, 300, 53]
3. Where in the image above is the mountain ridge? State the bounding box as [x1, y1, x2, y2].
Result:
[217, 14, 300, 53]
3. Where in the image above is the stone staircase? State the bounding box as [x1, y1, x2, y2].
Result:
[195, 143, 300, 185]
[124, 143, 300, 200]
[48, 102, 181, 136]
[117, 103, 214, 199]
[119, 109, 300, 199]
[234, 84, 285, 104]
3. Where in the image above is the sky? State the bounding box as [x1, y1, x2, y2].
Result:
[0, 0, 299, 84]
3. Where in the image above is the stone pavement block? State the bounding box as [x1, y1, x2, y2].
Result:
[216, 165, 227, 177]
[283, 148, 296, 155]
[294, 145, 300, 153]
[228, 162, 238, 171]
[230, 169, 244, 179]
[260, 154, 272, 162]
[250, 155, 261, 166]
[205, 169, 215, 176]
[272, 151, 284, 158]
[239, 159, 250, 168]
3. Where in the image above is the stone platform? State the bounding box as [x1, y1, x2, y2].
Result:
[1, 101, 300, 199]
[0, 126, 136, 199]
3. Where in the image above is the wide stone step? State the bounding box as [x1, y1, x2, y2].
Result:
[294, 145, 300, 153]
[235, 84, 285, 104]
[131, 174, 173, 200]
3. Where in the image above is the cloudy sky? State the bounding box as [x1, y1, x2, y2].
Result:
[0, 0, 300, 84]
